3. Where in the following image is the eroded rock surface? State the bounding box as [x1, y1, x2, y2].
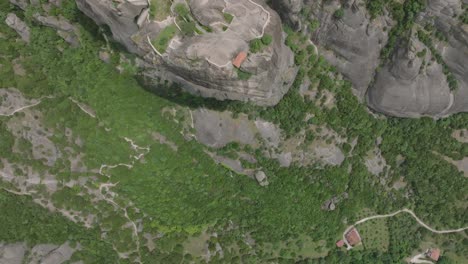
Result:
[272, 0, 467, 117]
[75, 0, 296, 105]
[368, 0, 468, 117]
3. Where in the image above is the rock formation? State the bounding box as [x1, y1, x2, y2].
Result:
[367, 0, 468, 117]
[5, 13, 30, 43]
[272, 0, 467, 117]
[75, 0, 297, 105]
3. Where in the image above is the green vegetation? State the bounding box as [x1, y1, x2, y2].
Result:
[365, 0, 389, 19]
[223, 12, 234, 24]
[417, 30, 458, 90]
[460, 4, 468, 24]
[249, 34, 273, 53]
[152, 24, 177, 53]
[236, 68, 252, 80]
[309, 19, 320, 32]
[380, 0, 426, 61]
[0, 190, 117, 263]
[174, 3, 190, 21]
[357, 209, 390, 252]
[333, 8, 344, 19]
[0, 2, 467, 263]
[149, 0, 171, 20]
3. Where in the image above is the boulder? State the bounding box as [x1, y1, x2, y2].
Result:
[5, 13, 30, 43]
[33, 14, 80, 47]
[255, 170, 269, 186]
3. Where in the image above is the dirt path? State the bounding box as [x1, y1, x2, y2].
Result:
[410, 253, 434, 264]
[96, 136, 150, 264]
[245, 0, 270, 38]
[344, 208, 468, 249]
[0, 95, 54, 117]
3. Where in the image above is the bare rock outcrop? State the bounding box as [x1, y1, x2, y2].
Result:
[33, 14, 80, 47]
[273, 0, 392, 97]
[75, 0, 296, 105]
[5, 13, 30, 43]
[272, 0, 467, 117]
[367, 32, 453, 117]
[368, 0, 468, 117]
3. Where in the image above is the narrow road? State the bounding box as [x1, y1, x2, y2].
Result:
[344, 208, 468, 250]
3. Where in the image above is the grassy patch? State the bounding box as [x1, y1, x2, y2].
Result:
[152, 24, 178, 53]
[249, 34, 273, 53]
[357, 209, 390, 252]
[262, 235, 329, 260]
[223, 12, 234, 24]
[149, 0, 171, 21]
[236, 68, 252, 80]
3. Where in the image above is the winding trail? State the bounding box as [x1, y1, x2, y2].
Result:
[245, 0, 271, 38]
[69, 97, 96, 118]
[343, 208, 468, 250]
[0, 95, 54, 117]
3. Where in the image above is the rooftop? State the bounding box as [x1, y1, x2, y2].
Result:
[345, 227, 361, 246]
[232, 51, 247, 68]
[426, 248, 440, 261]
[336, 240, 345, 247]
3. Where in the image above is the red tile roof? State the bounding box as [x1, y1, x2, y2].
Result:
[427, 248, 440, 261]
[336, 240, 345, 247]
[345, 228, 361, 246]
[232, 51, 247, 68]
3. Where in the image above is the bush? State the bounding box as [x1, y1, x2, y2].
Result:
[333, 8, 345, 19]
[223, 12, 234, 24]
[236, 68, 252, 80]
[179, 21, 196, 36]
[249, 39, 263, 53]
[174, 3, 190, 20]
[261, 34, 273, 46]
[152, 24, 178, 53]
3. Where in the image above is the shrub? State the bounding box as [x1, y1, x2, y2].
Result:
[333, 8, 344, 19]
[236, 68, 252, 80]
[223, 12, 234, 24]
[249, 39, 263, 53]
[261, 34, 273, 46]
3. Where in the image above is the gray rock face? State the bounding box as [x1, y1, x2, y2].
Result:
[5, 13, 30, 43]
[368, 0, 468, 117]
[9, 0, 28, 10]
[368, 33, 452, 117]
[33, 14, 80, 47]
[75, 0, 297, 105]
[275, 0, 392, 97]
[272, 0, 467, 117]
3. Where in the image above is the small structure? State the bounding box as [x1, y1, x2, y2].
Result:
[232, 51, 247, 68]
[344, 227, 362, 247]
[336, 240, 345, 248]
[425, 248, 440, 262]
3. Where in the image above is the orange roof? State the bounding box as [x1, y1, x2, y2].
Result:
[336, 240, 344, 247]
[232, 51, 247, 68]
[345, 228, 361, 246]
[427, 248, 440, 261]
